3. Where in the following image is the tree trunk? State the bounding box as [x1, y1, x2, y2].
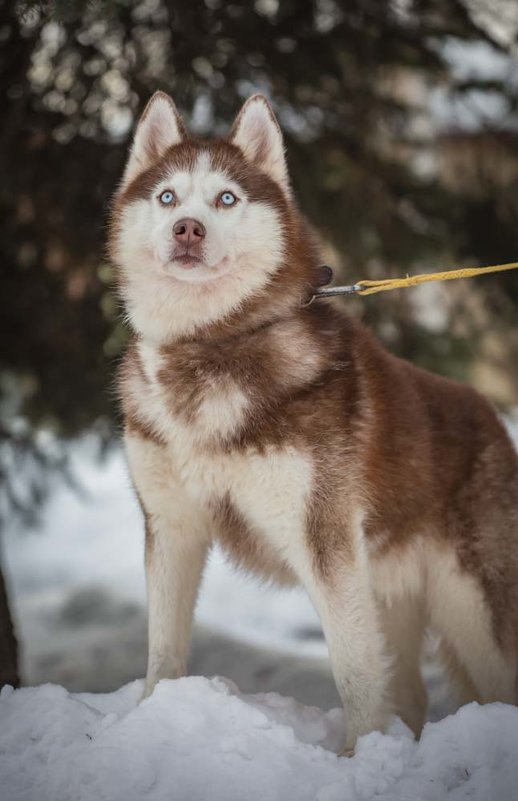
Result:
[0, 559, 19, 689]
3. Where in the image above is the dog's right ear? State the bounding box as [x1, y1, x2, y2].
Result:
[121, 92, 186, 188]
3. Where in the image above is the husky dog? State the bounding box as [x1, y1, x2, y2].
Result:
[111, 91, 518, 754]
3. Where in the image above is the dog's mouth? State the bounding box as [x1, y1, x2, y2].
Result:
[173, 252, 204, 270]
[161, 252, 231, 283]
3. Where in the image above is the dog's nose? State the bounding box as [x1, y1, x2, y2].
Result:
[173, 218, 206, 243]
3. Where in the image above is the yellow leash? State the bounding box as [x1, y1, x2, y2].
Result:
[313, 261, 518, 300]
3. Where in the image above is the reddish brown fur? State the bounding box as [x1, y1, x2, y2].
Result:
[118, 279, 518, 647]
[113, 103, 518, 732]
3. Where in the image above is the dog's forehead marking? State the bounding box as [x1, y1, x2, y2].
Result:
[159, 151, 240, 201]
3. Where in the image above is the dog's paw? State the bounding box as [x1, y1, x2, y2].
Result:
[141, 680, 157, 701]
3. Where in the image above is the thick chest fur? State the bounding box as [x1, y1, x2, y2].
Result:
[124, 339, 317, 581]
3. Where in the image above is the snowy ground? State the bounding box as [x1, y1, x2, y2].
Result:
[2, 677, 518, 801]
[2, 418, 518, 800]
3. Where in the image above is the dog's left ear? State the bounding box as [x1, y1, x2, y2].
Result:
[229, 95, 290, 195]
[121, 91, 186, 188]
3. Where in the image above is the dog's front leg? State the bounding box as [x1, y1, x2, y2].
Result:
[125, 435, 210, 699]
[302, 546, 391, 755]
[143, 508, 209, 698]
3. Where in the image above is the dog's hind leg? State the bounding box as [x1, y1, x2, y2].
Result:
[436, 638, 480, 707]
[428, 547, 516, 706]
[379, 598, 428, 737]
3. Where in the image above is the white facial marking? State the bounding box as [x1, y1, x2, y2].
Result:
[153, 152, 243, 277]
[115, 151, 284, 342]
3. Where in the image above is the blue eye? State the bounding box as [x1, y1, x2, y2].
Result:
[159, 190, 175, 205]
[219, 191, 237, 207]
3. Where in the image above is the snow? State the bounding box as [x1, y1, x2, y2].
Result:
[2, 677, 518, 801]
[3, 420, 517, 800]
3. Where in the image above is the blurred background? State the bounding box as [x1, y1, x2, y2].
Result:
[1, 0, 517, 712]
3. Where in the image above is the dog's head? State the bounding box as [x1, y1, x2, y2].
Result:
[110, 92, 321, 342]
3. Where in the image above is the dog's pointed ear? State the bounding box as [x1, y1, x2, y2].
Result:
[121, 92, 186, 188]
[229, 95, 290, 195]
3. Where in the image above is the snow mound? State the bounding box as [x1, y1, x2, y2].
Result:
[1, 676, 517, 801]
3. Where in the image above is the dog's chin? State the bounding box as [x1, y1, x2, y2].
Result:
[161, 257, 231, 285]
